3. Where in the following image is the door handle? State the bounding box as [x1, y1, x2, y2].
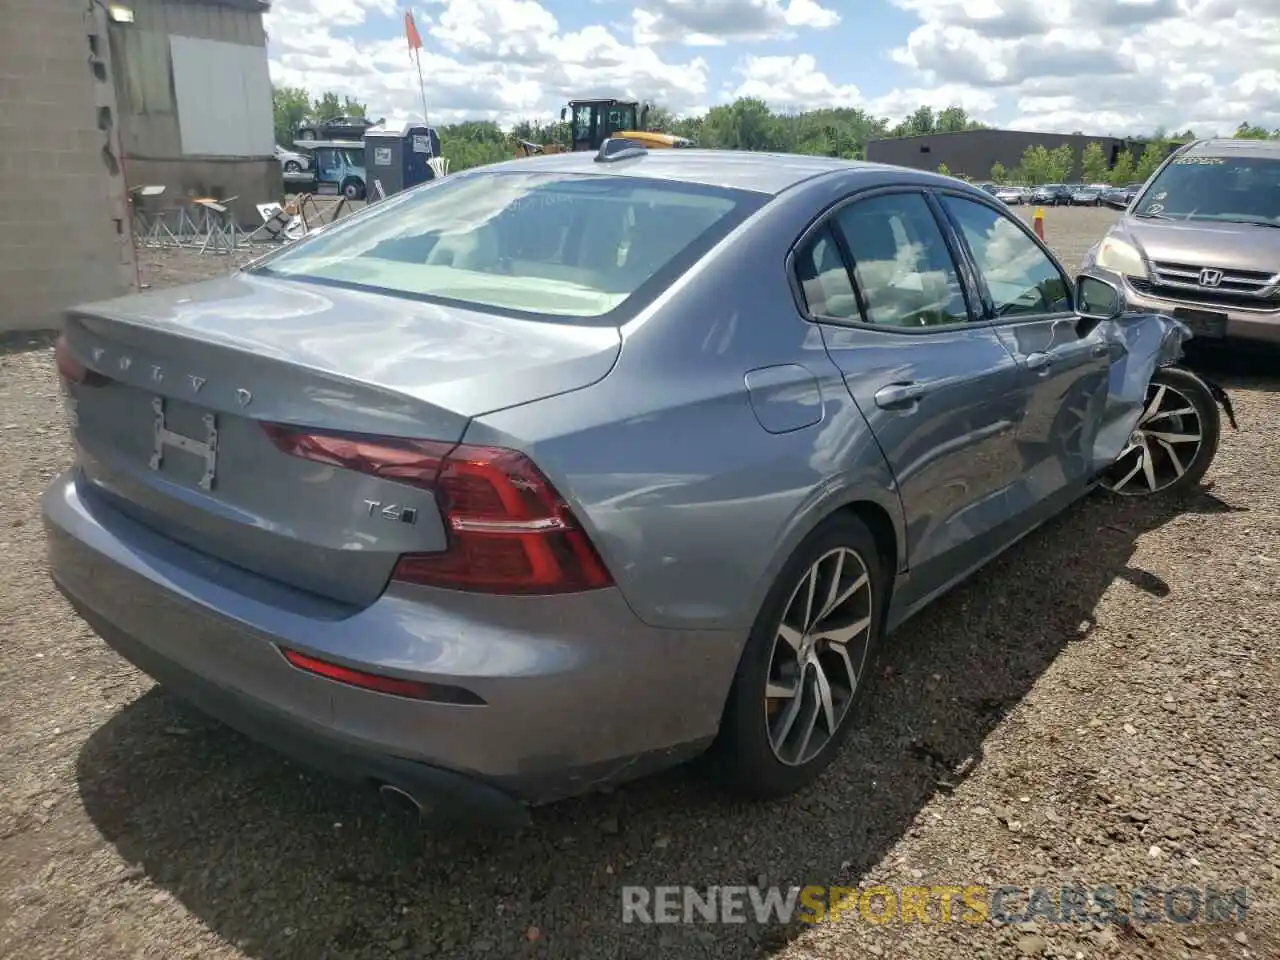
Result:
[1025, 352, 1052, 372]
[873, 381, 929, 410]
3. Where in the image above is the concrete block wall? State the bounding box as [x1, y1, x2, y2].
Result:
[0, 0, 137, 333]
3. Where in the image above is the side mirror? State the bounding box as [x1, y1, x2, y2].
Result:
[560, 107, 567, 121]
[1076, 273, 1124, 321]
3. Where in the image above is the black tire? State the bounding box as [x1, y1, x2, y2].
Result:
[1099, 365, 1221, 499]
[711, 514, 887, 800]
[298, 129, 316, 141]
[284, 160, 301, 173]
[341, 178, 365, 201]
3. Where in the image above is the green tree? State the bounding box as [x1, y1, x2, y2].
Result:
[1134, 141, 1170, 181]
[272, 85, 311, 145]
[1081, 141, 1109, 183]
[1047, 145, 1075, 182]
[990, 161, 1007, 184]
[1234, 121, 1277, 139]
[641, 105, 675, 132]
[936, 162, 951, 175]
[905, 105, 935, 135]
[1016, 144, 1053, 184]
[439, 119, 514, 171]
[1108, 150, 1136, 185]
[312, 92, 367, 122]
[701, 98, 785, 151]
[936, 105, 984, 133]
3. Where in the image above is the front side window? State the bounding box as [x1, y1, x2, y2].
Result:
[942, 195, 1070, 318]
[830, 193, 971, 328]
[1136, 154, 1280, 224]
[252, 172, 763, 321]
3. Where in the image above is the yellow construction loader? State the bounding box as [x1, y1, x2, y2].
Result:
[514, 98, 691, 160]
[562, 99, 692, 151]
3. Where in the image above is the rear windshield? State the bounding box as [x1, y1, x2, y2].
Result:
[1136, 155, 1280, 223]
[252, 171, 765, 321]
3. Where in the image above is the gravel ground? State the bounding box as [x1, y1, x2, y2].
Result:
[0, 207, 1276, 960]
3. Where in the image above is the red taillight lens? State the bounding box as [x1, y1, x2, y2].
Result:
[260, 423, 451, 488]
[280, 647, 483, 703]
[54, 334, 107, 387]
[262, 424, 613, 595]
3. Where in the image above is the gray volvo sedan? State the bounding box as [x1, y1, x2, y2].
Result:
[44, 146, 1225, 825]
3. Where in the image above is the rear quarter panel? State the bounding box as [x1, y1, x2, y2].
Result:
[464, 173, 909, 632]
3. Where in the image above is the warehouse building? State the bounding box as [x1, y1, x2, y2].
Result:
[866, 128, 1146, 180]
[107, 0, 279, 224]
[0, 0, 137, 333]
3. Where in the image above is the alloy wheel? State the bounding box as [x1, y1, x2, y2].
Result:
[765, 547, 874, 767]
[1102, 380, 1204, 496]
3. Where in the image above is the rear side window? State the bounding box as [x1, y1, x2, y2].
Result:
[794, 225, 858, 320]
[252, 172, 764, 321]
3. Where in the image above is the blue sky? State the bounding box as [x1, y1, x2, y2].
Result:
[264, 0, 1280, 135]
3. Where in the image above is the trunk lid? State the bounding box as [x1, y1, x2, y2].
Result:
[61, 273, 621, 607]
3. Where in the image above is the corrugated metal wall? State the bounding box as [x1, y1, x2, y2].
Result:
[109, 0, 271, 160]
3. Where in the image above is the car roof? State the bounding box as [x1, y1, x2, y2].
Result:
[1182, 138, 1280, 159]
[473, 149, 912, 196]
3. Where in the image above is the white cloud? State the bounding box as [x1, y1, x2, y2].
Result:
[727, 54, 861, 110]
[264, 0, 1280, 135]
[631, 0, 840, 46]
[265, 0, 711, 127]
[888, 0, 1280, 134]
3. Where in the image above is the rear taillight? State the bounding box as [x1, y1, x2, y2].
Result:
[54, 334, 107, 387]
[261, 424, 613, 595]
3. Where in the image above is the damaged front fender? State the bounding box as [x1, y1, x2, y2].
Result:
[1091, 309, 1193, 472]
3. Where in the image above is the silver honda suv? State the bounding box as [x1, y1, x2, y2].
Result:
[1082, 137, 1280, 348]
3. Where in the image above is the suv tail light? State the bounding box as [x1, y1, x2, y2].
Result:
[54, 334, 107, 387]
[261, 424, 613, 595]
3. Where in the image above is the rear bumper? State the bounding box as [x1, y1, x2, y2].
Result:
[43, 470, 738, 814]
[61, 591, 531, 826]
[1122, 282, 1280, 347]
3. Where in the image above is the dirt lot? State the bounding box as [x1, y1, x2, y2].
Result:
[0, 206, 1276, 960]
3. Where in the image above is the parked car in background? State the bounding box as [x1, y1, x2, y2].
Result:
[1100, 182, 1144, 209]
[297, 115, 383, 141]
[974, 181, 1000, 197]
[1083, 137, 1280, 350]
[1030, 183, 1065, 205]
[46, 150, 1228, 825]
[994, 185, 1026, 205]
[274, 145, 310, 174]
[1069, 184, 1103, 206]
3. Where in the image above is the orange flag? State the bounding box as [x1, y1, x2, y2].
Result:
[405, 11, 422, 53]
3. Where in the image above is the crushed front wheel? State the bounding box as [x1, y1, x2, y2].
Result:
[1100, 366, 1222, 497]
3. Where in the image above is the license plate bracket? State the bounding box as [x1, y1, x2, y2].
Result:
[150, 396, 218, 490]
[1173, 307, 1228, 339]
